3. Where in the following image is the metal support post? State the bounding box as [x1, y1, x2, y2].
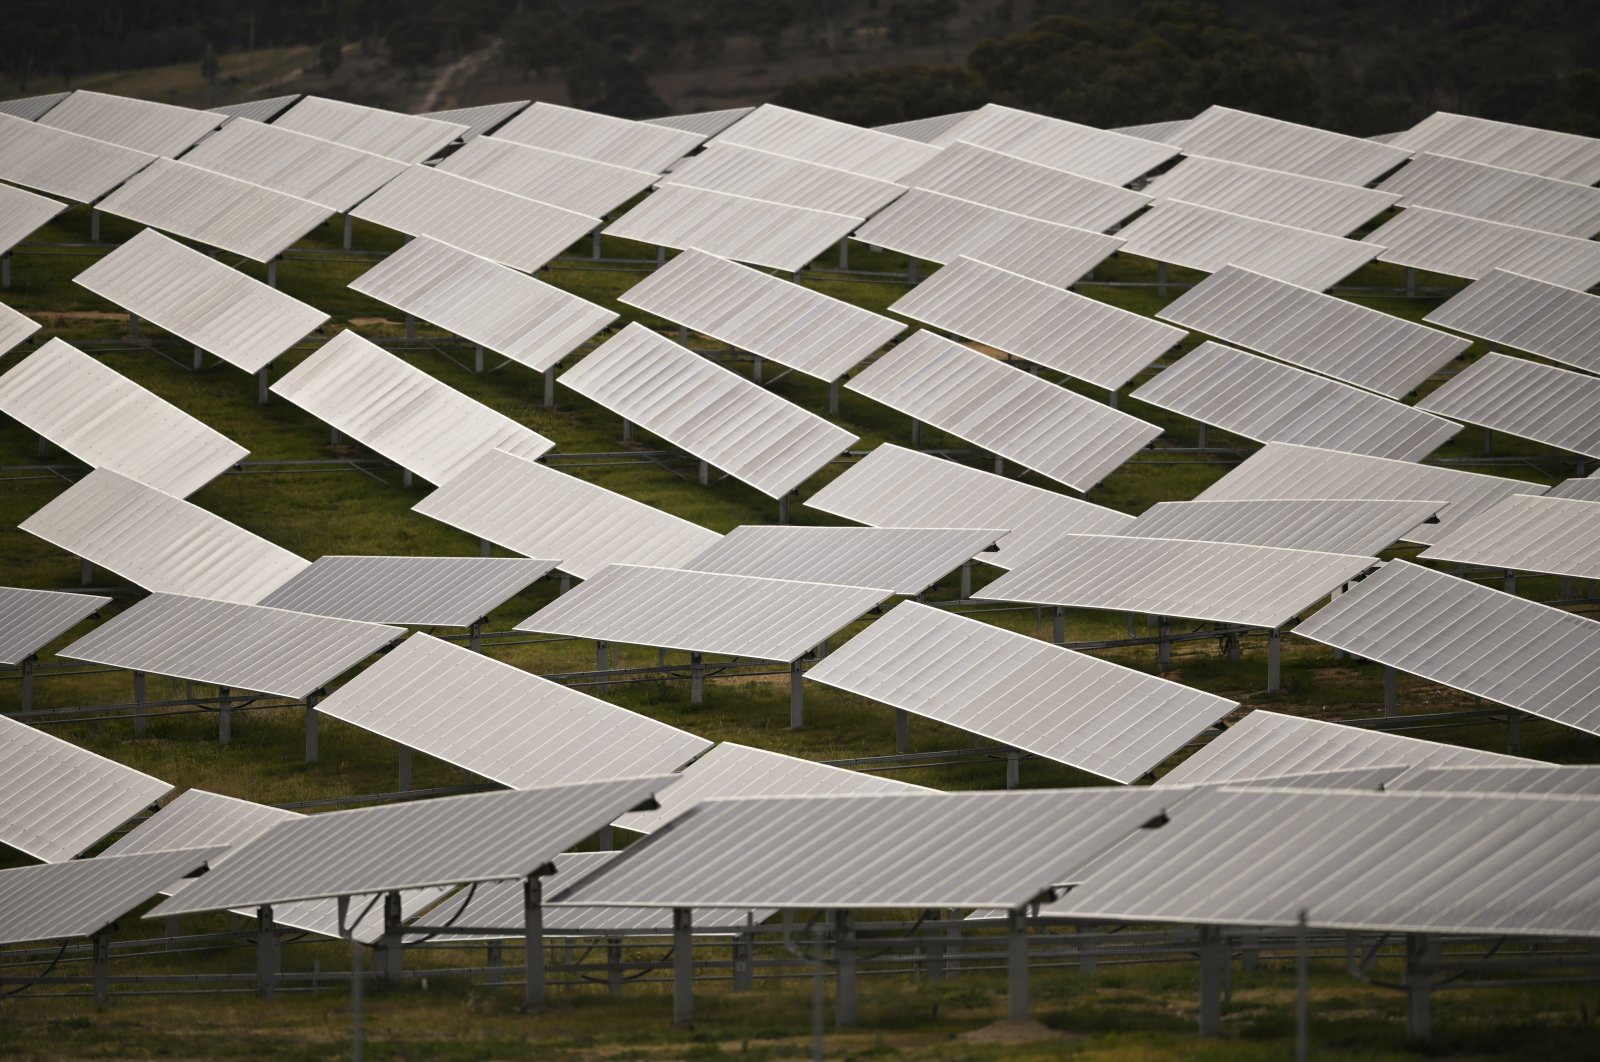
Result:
[1052, 605, 1065, 645]
[656, 245, 666, 264]
[479, 538, 492, 558]
[1, 251, 10, 288]
[1295, 910, 1310, 1062]
[838, 237, 849, 270]
[910, 418, 922, 446]
[621, 418, 634, 443]
[1405, 266, 1417, 296]
[752, 354, 763, 383]
[834, 911, 857, 1027]
[1507, 709, 1522, 755]
[733, 926, 754, 991]
[343, 213, 353, 250]
[256, 367, 269, 405]
[90, 209, 100, 242]
[894, 708, 909, 753]
[596, 641, 610, 694]
[266, 259, 277, 287]
[473, 345, 484, 373]
[405, 314, 416, 341]
[790, 659, 805, 728]
[257, 906, 279, 999]
[605, 939, 623, 995]
[81, 557, 93, 585]
[690, 652, 705, 705]
[1007, 909, 1030, 1021]
[591, 230, 602, 259]
[698, 460, 710, 486]
[193, 347, 204, 370]
[402, 469, 413, 488]
[381, 892, 403, 980]
[1006, 750, 1020, 789]
[469, 620, 483, 653]
[1405, 933, 1433, 1044]
[960, 561, 972, 601]
[397, 745, 412, 790]
[673, 908, 694, 1026]
[1482, 427, 1493, 455]
[1197, 422, 1207, 448]
[907, 258, 918, 283]
[1076, 922, 1097, 973]
[1268, 629, 1282, 692]
[828, 378, 841, 415]
[92, 930, 110, 1006]
[543, 367, 556, 407]
[1156, 261, 1169, 296]
[1107, 387, 1118, 409]
[1503, 569, 1517, 593]
[994, 454, 1004, 475]
[524, 875, 545, 1005]
[349, 933, 365, 1062]
[1384, 666, 1398, 717]
[1225, 631, 1241, 661]
[1157, 616, 1172, 671]
[810, 924, 827, 1060]
[778, 494, 790, 524]
[305, 692, 319, 763]
[217, 686, 231, 744]
[1198, 925, 1225, 1037]
[20, 656, 35, 712]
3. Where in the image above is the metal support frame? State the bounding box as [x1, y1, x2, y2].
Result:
[1267, 629, 1283, 692]
[810, 923, 827, 1058]
[1156, 260, 1169, 297]
[217, 686, 232, 744]
[1198, 925, 1225, 1037]
[1007, 909, 1030, 1021]
[402, 469, 414, 488]
[305, 692, 320, 763]
[129, 311, 140, 337]
[591, 231, 602, 260]
[1482, 426, 1493, 456]
[1503, 569, 1517, 593]
[90, 209, 100, 243]
[1, 250, 11, 288]
[1295, 910, 1310, 1062]
[1507, 709, 1522, 755]
[257, 906, 279, 999]
[479, 538, 492, 558]
[1197, 422, 1207, 448]
[20, 656, 35, 712]
[690, 652, 705, 706]
[838, 238, 849, 270]
[1052, 605, 1065, 645]
[1157, 616, 1172, 671]
[606, 939, 623, 995]
[596, 641, 610, 694]
[1077, 922, 1097, 973]
[256, 367, 269, 405]
[81, 557, 93, 585]
[1405, 266, 1417, 297]
[993, 454, 1005, 475]
[469, 620, 484, 653]
[960, 561, 972, 601]
[1005, 750, 1020, 789]
[343, 213, 354, 250]
[894, 708, 909, 753]
[778, 494, 790, 524]
[405, 314, 416, 341]
[828, 378, 841, 416]
[266, 259, 277, 288]
[733, 926, 754, 991]
[193, 347, 204, 370]
[349, 931, 365, 1062]
[92, 930, 110, 1006]
[543, 367, 556, 408]
[1224, 631, 1241, 662]
[524, 875, 545, 1005]
[834, 910, 858, 1027]
[789, 659, 805, 728]
[752, 354, 763, 383]
[1405, 933, 1433, 1044]
[473, 345, 484, 373]
[673, 907, 694, 1026]
[1384, 666, 1398, 717]
[381, 892, 403, 980]
[397, 745, 412, 791]
[910, 418, 921, 447]
[698, 460, 710, 486]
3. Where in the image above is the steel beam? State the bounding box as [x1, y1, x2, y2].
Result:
[1198, 925, 1225, 1037]
[690, 652, 705, 706]
[257, 906, 279, 999]
[524, 875, 545, 1006]
[673, 907, 694, 1026]
[1007, 909, 1029, 1021]
[790, 659, 805, 728]
[834, 911, 857, 1027]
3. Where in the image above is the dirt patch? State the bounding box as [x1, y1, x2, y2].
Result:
[956, 1018, 1077, 1045]
[31, 311, 130, 326]
[350, 317, 399, 328]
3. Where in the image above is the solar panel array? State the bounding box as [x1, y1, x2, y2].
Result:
[682, 525, 1002, 595]
[1420, 495, 1600, 579]
[434, 136, 658, 216]
[1124, 499, 1443, 556]
[898, 141, 1150, 231]
[0, 181, 67, 254]
[1387, 111, 1600, 184]
[710, 104, 940, 182]
[1376, 152, 1600, 238]
[658, 143, 905, 217]
[1170, 105, 1411, 185]
[1141, 156, 1400, 235]
[39, 91, 221, 158]
[255, 555, 555, 626]
[1423, 269, 1600, 375]
[495, 102, 704, 173]
[929, 104, 1179, 185]
[1362, 206, 1600, 290]
[419, 100, 530, 142]
[271, 96, 467, 163]
[0, 112, 156, 203]
[603, 185, 857, 272]
[0, 848, 221, 946]
[0, 585, 109, 666]
[0, 299, 39, 353]
[179, 118, 409, 212]
[1417, 352, 1600, 458]
[1389, 764, 1600, 796]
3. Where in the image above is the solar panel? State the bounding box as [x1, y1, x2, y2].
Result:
[554, 786, 1179, 911]
[1388, 764, 1600, 796]
[602, 185, 858, 273]
[1424, 270, 1600, 375]
[271, 96, 467, 163]
[846, 330, 1160, 491]
[434, 136, 658, 216]
[0, 585, 109, 666]
[94, 158, 334, 262]
[1170, 105, 1411, 186]
[0, 712, 172, 862]
[618, 249, 901, 383]
[1376, 153, 1600, 238]
[420, 100, 530, 141]
[0, 848, 221, 946]
[207, 94, 300, 124]
[495, 102, 704, 173]
[709, 103, 939, 181]
[876, 110, 976, 142]
[0, 91, 71, 122]
[348, 237, 615, 374]
[979, 534, 1374, 629]
[517, 564, 887, 663]
[73, 228, 330, 373]
[558, 322, 856, 498]
[1295, 560, 1600, 735]
[147, 779, 672, 916]
[1140, 156, 1400, 235]
[270, 330, 553, 485]
[1157, 709, 1528, 787]
[1550, 477, 1600, 502]
[1156, 265, 1470, 398]
[255, 556, 555, 625]
[808, 601, 1235, 783]
[681, 525, 1003, 595]
[20, 469, 310, 603]
[854, 189, 1124, 288]
[39, 90, 221, 157]
[1387, 112, 1600, 186]
[351, 166, 596, 274]
[312, 633, 711, 787]
[803, 443, 1135, 568]
[1113, 200, 1380, 291]
[643, 106, 756, 140]
[413, 449, 719, 580]
[928, 104, 1178, 185]
[1222, 766, 1408, 791]
[1111, 118, 1192, 143]
[613, 741, 931, 835]
[898, 141, 1149, 232]
[0, 181, 67, 254]
[1416, 353, 1599, 458]
[1123, 499, 1443, 556]
[0, 300, 37, 354]
[0, 338, 247, 497]
[0, 112, 156, 203]
[658, 144, 906, 217]
[178, 118, 409, 212]
[1192, 443, 1547, 544]
[887, 256, 1185, 391]
[1362, 206, 1600, 291]
[61, 593, 402, 700]
[1419, 495, 1600, 579]
[1129, 341, 1459, 460]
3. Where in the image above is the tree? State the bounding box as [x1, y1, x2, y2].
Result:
[318, 38, 343, 77]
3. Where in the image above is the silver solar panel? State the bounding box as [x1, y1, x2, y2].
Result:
[0, 299, 39, 354]
[803, 443, 1134, 568]
[1386, 111, 1600, 185]
[0, 181, 67, 254]
[516, 564, 887, 663]
[1388, 764, 1600, 796]
[73, 228, 330, 373]
[1550, 477, 1600, 502]
[179, 118, 409, 212]
[1157, 265, 1470, 398]
[351, 166, 596, 273]
[618, 248, 902, 382]
[846, 330, 1160, 491]
[313, 633, 711, 787]
[271, 96, 467, 163]
[556, 786, 1181, 911]
[898, 141, 1149, 232]
[643, 107, 756, 140]
[1130, 341, 1459, 460]
[1223, 766, 1409, 791]
[1377, 153, 1600, 238]
[270, 330, 553, 486]
[558, 322, 857, 498]
[147, 778, 673, 916]
[659, 144, 906, 217]
[1124, 499, 1443, 556]
[255, 556, 555, 625]
[614, 741, 929, 835]
[95, 158, 334, 262]
[1362, 206, 1600, 291]
[1141, 156, 1400, 235]
[412, 449, 719, 580]
[978, 534, 1375, 629]
[0, 712, 172, 862]
[0, 112, 156, 203]
[875, 109, 976, 143]
[1113, 200, 1379, 291]
[929, 104, 1178, 185]
[602, 185, 858, 273]
[349, 236, 615, 374]
[20, 468, 311, 603]
[1419, 495, 1600, 579]
[1424, 270, 1600, 375]
[419, 100, 530, 142]
[0, 848, 221, 946]
[1112, 118, 1193, 143]
[682, 525, 1003, 595]
[887, 256, 1185, 391]
[0, 338, 247, 497]
[207, 94, 300, 124]
[1295, 560, 1600, 736]
[434, 136, 657, 216]
[1157, 709, 1528, 787]
[0, 92, 71, 122]
[61, 593, 402, 699]
[0, 585, 109, 666]
[495, 102, 704, 173]
[1192, 443, 1547, 544]
[39, 90, 221, 157]
[1170, 105, 1411, 186]
[856, 189, 1124, 288]
[709, 104, 940, 182]
[807, 601, 1236, 783]
[1417, 352, 1600, 458]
